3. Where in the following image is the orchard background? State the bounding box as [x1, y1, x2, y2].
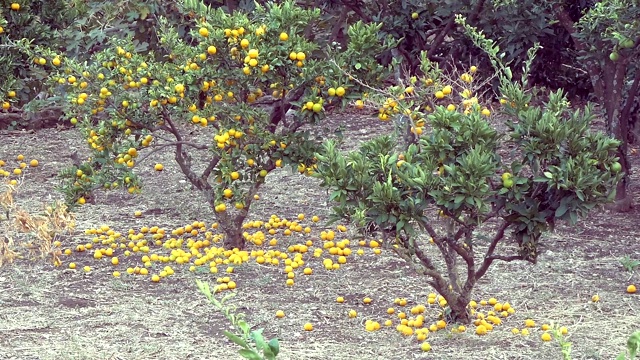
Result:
[1, 0, 639, 359]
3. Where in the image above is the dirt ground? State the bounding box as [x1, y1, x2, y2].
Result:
[0, 112, 639, 360]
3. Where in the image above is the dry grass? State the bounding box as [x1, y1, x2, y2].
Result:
[0, 115, 639, 360]
[1, 180, 75, 267]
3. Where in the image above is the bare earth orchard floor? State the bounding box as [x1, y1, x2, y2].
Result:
[0, 113, 639, 360]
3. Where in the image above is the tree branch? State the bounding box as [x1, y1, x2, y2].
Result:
[621, 68, 640, 143]
[475, 220, 510, 279]
[162, 108, 212, 191]
[201, 156, 220, 183]
[552, 4, 605, 103]
[400, 233, 451, 293]
[426, 16, 456, 58]
[486, 254, 526, 262]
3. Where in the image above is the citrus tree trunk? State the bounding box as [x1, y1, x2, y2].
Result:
[217, 210, 247, 250]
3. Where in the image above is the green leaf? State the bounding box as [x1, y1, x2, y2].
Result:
[555, 197, 570, 218]
[238, 349, 262, 360]
[543, 171, 553, 179]
[628, 331, 640, 358]
[268, 338, 280, 356]
[251, 329, 267, 349]
[224, 331, 248, 348]
[238, 320, 250, 335]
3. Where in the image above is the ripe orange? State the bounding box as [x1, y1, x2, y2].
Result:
[11, 3, 20, 10]
[476, 325, 487, 335]
[627, 284, 637, 294]
[541, 332, 552, 341]
[303, 322, 313, 331]
[69, 263, 76, 269]
[154, 163, 164, 171]
[276, 310, 285, 318]
[279, 32, 289, 41]
[336, 296, 345, 303]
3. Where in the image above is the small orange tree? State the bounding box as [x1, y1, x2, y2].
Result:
[314, 18, 622, 324]
[39, 0, 391, 249]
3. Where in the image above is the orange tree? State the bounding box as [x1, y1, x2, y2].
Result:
[314, 19, 622, 324]
[38, 0, 391, 249]
[0, 0, 79, 109]
[0, 0, 198, 124]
